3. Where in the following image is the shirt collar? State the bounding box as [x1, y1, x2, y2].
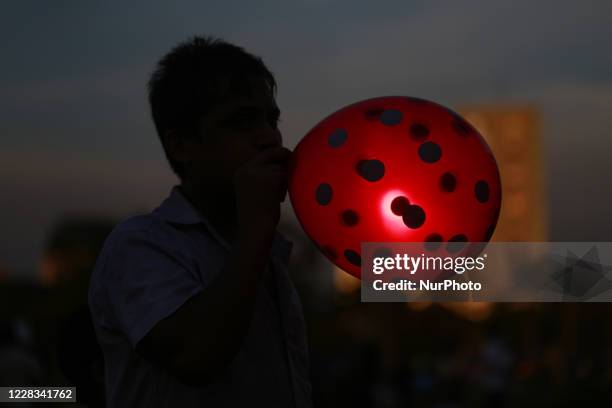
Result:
[154, 185, 293, 264]
[154, 185, 205, 225]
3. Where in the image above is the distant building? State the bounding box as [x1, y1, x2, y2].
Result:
[459, 105, 549, 241]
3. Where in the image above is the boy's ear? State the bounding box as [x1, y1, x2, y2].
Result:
[162, 129, 193, 164]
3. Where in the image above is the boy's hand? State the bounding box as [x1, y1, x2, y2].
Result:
[233, 147, 292, 231]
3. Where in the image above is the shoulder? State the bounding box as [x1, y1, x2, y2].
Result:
[111, 213, 169, 237]
[102, 213, 184, 251]
[89, 213, 190, 286]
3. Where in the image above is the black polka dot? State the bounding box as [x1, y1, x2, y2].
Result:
[390, 276, 404, 285]
[364, 107, 384, 121]
[447, 234, 468, 253]
[402, 205, 426, 229]
[440, 172, 456, 192]
[418, 141, 442, 163]
[484, 224, 495, 241]
[406, 97, 428, 104]
[373, 246, 393, 259]
[474, 180, 490, 203]
[424, 233, 443, 251]
[466, 242, 487, 258]
[322, 245, 337, 259]
[380, 109, 403, 126]
[453, 119, 471, 136]
[341, 209, 359, 227]
[344, 249, 362, 267]
[328, 128, 348, 148]
[315, 183, 333, 205]
[356, 159, 385, 182]
[390, 196, 410, 216]
[409, 123, 429, 141]
[446, 107, 461, 116]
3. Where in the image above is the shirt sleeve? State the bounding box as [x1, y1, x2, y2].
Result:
[103, 228, 204, 349]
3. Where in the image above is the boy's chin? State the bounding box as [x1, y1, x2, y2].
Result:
[189, 180, 234, 202]
[212, 186, 237, 206]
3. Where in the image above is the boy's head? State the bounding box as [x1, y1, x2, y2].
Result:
[148, 36, 282, 197]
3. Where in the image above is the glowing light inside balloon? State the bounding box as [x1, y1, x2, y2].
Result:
[380, 189, 414, 236]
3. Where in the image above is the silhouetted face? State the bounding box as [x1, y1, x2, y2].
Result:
[183, 75, 283, 201]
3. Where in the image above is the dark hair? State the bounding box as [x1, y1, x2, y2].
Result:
[147, 35, 277, 178]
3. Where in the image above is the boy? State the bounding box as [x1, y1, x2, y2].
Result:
[88, 36, 312, 407]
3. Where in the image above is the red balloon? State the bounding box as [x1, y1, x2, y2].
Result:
[288, 96, 501, 279]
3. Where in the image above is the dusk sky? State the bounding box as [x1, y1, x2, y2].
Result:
[1, 0, 611, 276]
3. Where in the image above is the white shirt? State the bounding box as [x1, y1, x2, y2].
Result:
[88, 186, 313, 407]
